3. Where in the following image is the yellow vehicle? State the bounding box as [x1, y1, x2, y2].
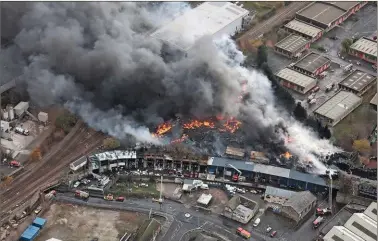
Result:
[104, 194, 114, 201]
[236, 227, 251, 239]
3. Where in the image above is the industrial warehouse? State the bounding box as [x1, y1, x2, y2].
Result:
[150, 2, 251, 52]
[292, 52, 331, 78]
[283, 19, 323, 42]
[274, 34, 310, 59]
[295, 1, 367, 32]
[274, 67, 317, 94]
[338, 70, 377, 96]
[313, 91, 362, 127]
[69, 152, 330, 194]
[349, 37, 378, 64]
[321, 202, 377, 241]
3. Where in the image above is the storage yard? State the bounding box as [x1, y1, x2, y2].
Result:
[34, 204, 148, 241]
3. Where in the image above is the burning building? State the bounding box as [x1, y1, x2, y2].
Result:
[1, 2, 341, 176]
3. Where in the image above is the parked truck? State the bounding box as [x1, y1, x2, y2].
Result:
[15, 127, 29, 136]
[75, 190, 89, 200]
[236, 227, 251, 239]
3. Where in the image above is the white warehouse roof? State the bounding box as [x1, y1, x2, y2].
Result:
[284, 19, 323, 38]
[150, 2, 249, 51]
[323, 226, 365, 241]
[314, 91, 362, 121]
[363, 202, 377, 221]
[344, 213, 377, 241]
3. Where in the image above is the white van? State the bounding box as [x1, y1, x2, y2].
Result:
[253, 218, 261, 227]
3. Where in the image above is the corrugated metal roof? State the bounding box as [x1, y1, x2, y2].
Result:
[350, 37, 377, 57]
[339, 70, 376, 92]
[150, 2, 249, 51]
[297, 2, 346, 26]
[275, 67, 317, 88]
[253, 164, 290, 178]
[289, 169, 327, 186]
[294, 52, 331, 73]
[208, 157, 255, 172]
[314, 91, 362, 121]
[265, 186, 297, 199]
[284, 19, 323, 38]
[208, 157, 328, 187]
[275, 34, 310, 53]
[323, 226, 365, 241]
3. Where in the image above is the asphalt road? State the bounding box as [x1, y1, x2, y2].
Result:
[56, 193, 275, 241]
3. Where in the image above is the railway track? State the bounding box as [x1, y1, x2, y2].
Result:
[0, 122, 105, 219]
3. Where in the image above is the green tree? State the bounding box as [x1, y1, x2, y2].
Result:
[341, 38, 353, 53]
[256, 45, 268, 67]
[55, 112, 77, 133]
[352, 139, 371, 155]
[103, 137, 121, 150]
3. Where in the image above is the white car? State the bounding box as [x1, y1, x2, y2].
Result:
[250, 189, 258, 194]
[266, 227, 272, 233]
[34, 206, 42, 214]
[73, 181, 80, 188]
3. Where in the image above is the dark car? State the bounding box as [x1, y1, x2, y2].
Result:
[329, 36, 339, 40]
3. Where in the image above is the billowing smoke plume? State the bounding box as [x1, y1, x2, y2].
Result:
[1, 2, 340, 173]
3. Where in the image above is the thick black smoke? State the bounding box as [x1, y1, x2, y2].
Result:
[0, 2, 259, 143]
[1, 2, 341, 173]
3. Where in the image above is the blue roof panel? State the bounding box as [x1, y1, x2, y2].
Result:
[33, 217, 46, 227]
[208, 157, 255, 172]
[289, 169, 327, 186]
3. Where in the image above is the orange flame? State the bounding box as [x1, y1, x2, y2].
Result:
[183, 120, 216, 129]
[153, 122, 173, 137]
[282, 152, 292, 159]
[220, 117, 242, 133]
[170, 134, 188, 144]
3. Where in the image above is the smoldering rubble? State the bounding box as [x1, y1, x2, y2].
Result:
[1, 2, 341, 173]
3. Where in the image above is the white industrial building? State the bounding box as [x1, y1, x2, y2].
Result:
[150, 2, 251, 52]
[363, 202, 377, 221]
[322, 202, 377, 241]
[344, 213, 377, 241]
[323, 226, 365, 241]
[14, 101, 29, 117]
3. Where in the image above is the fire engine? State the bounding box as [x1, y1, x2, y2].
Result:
[236, 227, 251, 239]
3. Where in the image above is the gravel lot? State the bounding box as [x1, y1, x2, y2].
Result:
[35, 203, 148, 241]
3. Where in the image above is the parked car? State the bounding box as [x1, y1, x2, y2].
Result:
[329, 36, 339, 40]
[266, 226, 272, 233]
[34, 206, 42, 214]
[270, 231, 277, 237]
[73, 181, 80, 188]
[116, 197, 125, 202]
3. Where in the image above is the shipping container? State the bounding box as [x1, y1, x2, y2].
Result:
[32, 217, 46, 229]
[20, 225, 40, 241]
